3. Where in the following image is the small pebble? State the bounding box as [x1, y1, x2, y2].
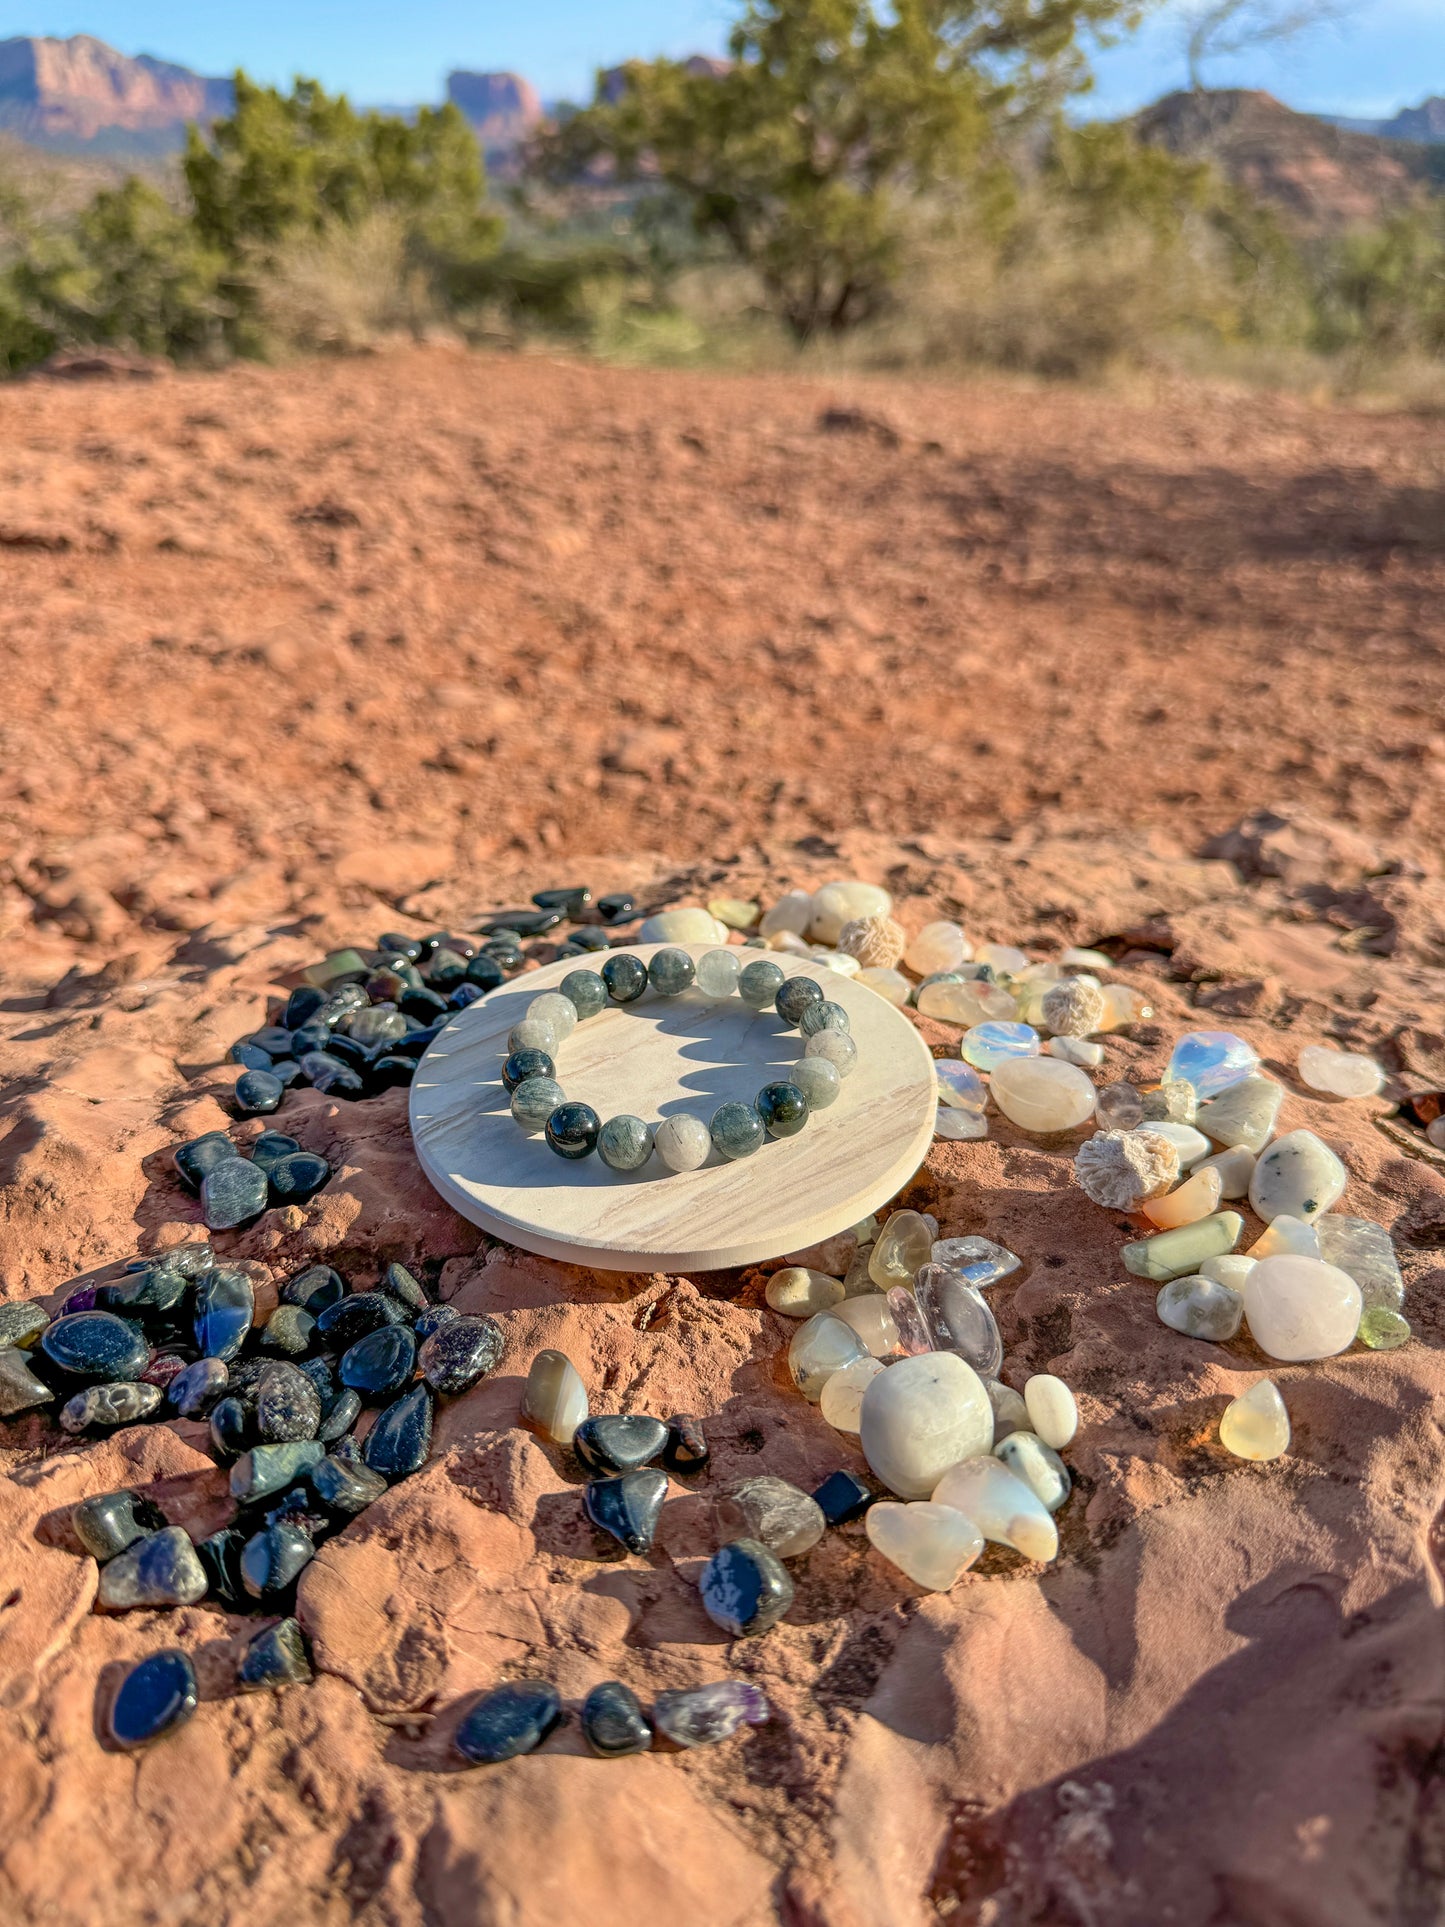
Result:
[866, 1500, 984, 1590]
[235, 1069, 284, 1116]
[456, 1679, 563, 1764]
[73, 1488, 167, 1562]
[255, 1363, 323, 1442]
[1166, 1030, 1260, 1099]
[363, 1384, 434, 1480]
[818, 1355, 886, 1433]
[1297, 1045, 1384, 1099]
[418, 1314, 504, 1395]
[581, 1679, 653, 1756]
[573, 1415, 669, 1476]
[238, 1617, 313, 1691]
[652, 1680, 769, 1747]
[715, 1476, 825, 1558]
[339, 1325, 417, 1401]
[584, 1468, 669, 1555]
[932, 1457, 1058, 1562]
[108, 1650, 198, 1750]
[282, 1265, 345, 1314]
[1242, 1255, 1361, 1360]
[698, 1538, 795, 1636]
[766, 1267, 845, 1317]
[193, 1268, 255, 1360]
[97, 1526, 209, 1610]
[788, 1312, 869, 1400]
[0, 1347, 55, 1416]
[240, 1522, 314, 1600]
[60, 1381, 162, 1433]
[230, 1441, 326, 1502]
[315, 1292, 405, 1348]
[914, 1266, 1003, 1377]
[859, 1352, 993, 1499]
[41, 1310, 149, 1383]
[811, 1469, 874, 1524]
[1121, 1212, 1244, 1281]
[266, 1153, 331, 1205]
[994, 1431, 1071, 1511]
[208, 1397, 251, 1459]
[1219, 1378, 1289, 1460]
[1156, 1274, 1245, 1341]
[0, 1301, 48, 1350]
[522, 1349, 588, 1444]
[1023, 1374, 1078, 1449]
[1359, 1306, 1411, 1350]
[260, 1305, 316, 1357]
[1249, 1129, 1348, 1225]
[310, 1453, 388, 1513]
[201, 1159, 270, 1232]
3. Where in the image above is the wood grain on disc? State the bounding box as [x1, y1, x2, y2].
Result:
[409, 943, 937, 1272]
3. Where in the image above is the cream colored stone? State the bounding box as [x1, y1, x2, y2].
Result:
[856, 966, 911, 1007]
[1194, 1145, 1256, 1199]
[833, 1293, 900, 1358]
[903, 921, 972, 975]
[868, 1210, 934, 1289]
[1141, 1164, 1223, 1229]
[975, 942, 1029, 975]
[1219, 1379, 1289, 1461]
[708, 896, 759, 930]
[1141, 1120, 1211, 1165]
[1046, 1036, 1105, 1067]
[638, 908, 729, 944]
[809, 881, 892, 946]
[759, 890, 814, 938]
[1247, 1214, 1321, 1261]
[1195, 1075, 1283, 1154]
[522, 1349, 588, 1445]
[994, 1431, 1071, 1511]
[1023, 1374, 1078, 1449]
[916, 979, 1016, 1026]
[983, 1378, 1031, 1440]
[1297, 1045, 1384, 1099]
[819, 1355, 885, 1433]
[1200, 1252, 1257, 1291]
[788, 1312, 870, 1400]
[859, 1352, 994, 1499]
[765, 1268, 846, 1318]
[1098, 983, 1153, 1030]
[866, 1501, 984, 1590]
[1242, 1254, 1361, 1360]
[1249, 1130, 1348, 1224]
[990, 1057, 1097, 1134]
[766, 929, 812, 955]
[932, 1456, 1059, 1562]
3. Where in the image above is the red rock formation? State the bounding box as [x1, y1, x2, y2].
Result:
[445, 69, 542, 153]
[0, 33, 231, 151]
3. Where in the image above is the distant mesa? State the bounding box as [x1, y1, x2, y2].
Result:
[1377, 96, 1445, 143]
[0, 33, 231, 155]
[597, 54, 730, 104]
[445, 70, 542, 153]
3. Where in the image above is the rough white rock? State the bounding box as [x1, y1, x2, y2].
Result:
[1074, 1129, 1179, 1209]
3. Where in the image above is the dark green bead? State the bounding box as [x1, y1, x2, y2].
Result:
[710, 1101, 766, 1161]
[558, 969, 608, 1019]
[775, 977, 825, 1026]
[756, 1082, 810, 1137]
[799, 999, 849, 1038]
[648, 948, 695, 997]
[601, 953, 648, 1003]
[503, 1048, 554, 1093]
[738, 959, 785, 1009]
[546, 1103, 601, 1159]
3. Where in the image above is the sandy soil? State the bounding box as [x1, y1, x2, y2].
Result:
[0, 348, 1442, 1927]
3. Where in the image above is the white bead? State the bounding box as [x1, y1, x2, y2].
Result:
[653, 1113, 711, 1173]
[527, 991, 577, 1041]
[1023, 1374, 1078, 1448]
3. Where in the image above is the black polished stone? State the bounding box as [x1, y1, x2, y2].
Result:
[173, 1131, 240, 1194]
[283, 984, 328, 1029]
[463, 953, 505, 991]
[316, 984, 369, 1026]
[316, 1032, 371, 1074]
[380, 1262, 428, 1312]
[230, 1440, 325, 1502]
[208, 1396, 252, 1458]
[296, 1051, 365, 1100]
[417, 1314, 504, 1396]
[480, 940, 524, 971]
[756, 1081, 810, 1138]
[534, 885, 592, 915]
[255, 1362, 322, 1442]
[316, 1386, 361, 1443]
[96, 1526, 208, 1610]
[566, 926, 613, 952]
[339, 1324, 416, 1402]
[240, 1522, 314, 1600]
[698, 1538, 795, 1636]
[267, 1152, 331, 1205]
[377, 932, 424, 963]
[455, 1680, 562, 1765]
[262, 1486, 331, 1537]
[584, 1468, 668, 1556]
[289, 1022, 331, 1056]
[260, 1305, 316, 1356]
[41, 1310, 149, 1383]
[314, 1291, 405, 1349]
[0, 1347, 53, 1416]
[235, 1068, 285, 1116]
[447, 983, 486, 1011]
[195, 1526, 247, 1606]
[309, 1453, 388, 1514]
[660, 1412, 710, 1476]
[573, 1415, 669, 1477]
[282, 1265, 345, 1315]
[581, 1679, 652, 1757]
[108, 1649, 198, 1750]
[597, 893, 636, 924]
[362, 1384, 433, 1481]
[230, 1042, 275, 1074]
[297, 1355, 337, 1403]
[250, 1131, 302, 1172]
[368, 1053, 417, 1090]
[250, 1026, 296, 1059]
[201, 1160, 270, 1232]
[400, 986, 450, 1024]
[97, 1266, 188, 1322]
[168, 1357, 228, 1418]
[239, 1616, 313, 1691]
[479, 909, 562, 937]
[72, 1488, 167, 1562]
[193, 1268, 254, 1360]
[425, 947, 469, 991]
[160, 1241, 215, 1279]
[601, 953, 648, 1003]
[546, 1102, 601, 1160]
[414, 1303, 458, 1341]
[811, 1469, 874, 1525]
[502, 1047, 554, 1094]
[391, 1024, 443, 1059]
[366, 967, 418, 1004]
[60, 1380, 163, 1433]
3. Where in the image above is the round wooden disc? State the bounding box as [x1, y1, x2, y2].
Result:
[409, 943, 938, 1272]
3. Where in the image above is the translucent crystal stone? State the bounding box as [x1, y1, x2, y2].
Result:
[833, 1293, 902, 1358]
[1359, 1306, 1410, 1350]
[914, 1266, 1003, 1376]
[868, 1210, 935, 1288]
[990, 1057, 1096, 1134]
[696, 948, 742, 999]
[528, 991, 578, 1042]
[804, 1029, 857, 1077]
[931, 1456, 1058, 1562]
[1166, 1030, 1260, 1099]
[1140, 1120, 1211, 1165]
[766, 1267, 845, 1317]
[937, 1060, 988, 1112]
[904, 922, 972, 975]
[708, 897, 759, 931]
[710, 1101, 766, 1161]
[655, 1113, 712, 1172]
[1249, 1130, 1348, 1225]
[1194, 1145, 1256, 1199]
[759, 891, 814, 938]
[1121, 1211, 1244, 1280]
[511, 1075, 565, 1131]
[809, 880, 891, 946]
[1140, 1079, 1198, 1127]
[975, 942, 1029, 975]
[886, 1287, 933, 1354]
[1023, 1374, 1077, 1449]
[716, 1476, 825, 1558]
[1195, 1076, 1283, 1154]
[508, 1018, 557, 1057]
[1316, 1216, 1404, 1313]
[810, 949, 861, 977]
[738, 958, 786, 1008]
[819, 1355, 885, 1431]
[1046, 1036, 1105, 1067]
[1098, 984, 1153, 1031]
[935, 1108, 988, 1140]
[522, 1349, 588, 1444]
[931, 1236, 1021, 1288]
[984, 1378, 1031, 1439]
[1247, 1214, 1321, 1261]
[960, 1023, 1039, 1072]
[768, 929, 812, 956]
[856, 966, 911, 1006]
[1219, 1379, 1289, 1461]
[1200, 1252, 1257, 1290]
[598, 1114, 654, 1171]
[652, 1680, 769, 1748]
[1297, 1045, 1384, 1099]
[1096, 1081, 1144, 1130]
[844, 1244, 879, 1295]
[917, 980, 1016, 1027]
[789, 1312, 869, 1400]
[639, 909, 727, 944]
[1141, 1164, 1224, 1229]
[649, 947, 697, 997]
[859, 1351, 994, 1499]
[994, 1431, 1071, 1511]
[1429, 1118, 1445, 1150]
[1243, 1254, 1361, 1360]
[866, 1501, 984, 1591]
[792, 1057, 841, 1111]
[1156, 1273, 1244, 1341]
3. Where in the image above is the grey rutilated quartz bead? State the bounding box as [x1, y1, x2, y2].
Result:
[776, 976, 825, 1026]
[738, 959, 785, 1009]
[558, 969, 608, 1020]
[799, 999, 849, 1039]
[599, 1115, 654, 1171]
[696, 948, 742, 998]
[649, 947, 696, 997]
[511, 1076, 566, 1131]
[710, 1101, 766, 1161]
[791, 1056, 841, 1110]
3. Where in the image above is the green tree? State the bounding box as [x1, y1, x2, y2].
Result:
[536, 0, 1144, 339]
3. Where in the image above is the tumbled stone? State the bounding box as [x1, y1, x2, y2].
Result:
[868, 1210, 934, 1289]
[1023, 1375, 1078, 1449]
[580, 1679, 653, 1757]
[1158, 1272, 1243, 1340]
[1194, 1075, 1283, 1155]
[930, 1236, 1020, 1290]
[866, 1500, 984, 1590]
[994, 1432, 1071, 1511]
[1143, 1120, 1211, 1165]
[1122, 1211, 1244, 1281]
[1141, 1163, 1224, 1229]
[833, 1293, 903, 1358]
[97, 1526, 208, 1610]
[1140, 1079, 1199, 1127]
[860, 1352, 994, 1499]
[983, 1378, 1031, 1440]
[1095, 1081, 1145, 1130]
[200, 1158, 270, 1232]
[1219, 1378, 1289, 1460]
[716, 1476, 825, 1558]
[73, 1488, 166, 1562]
[266, 1153, 331, 1206]
[239, 1616, 312, 1691]
[60, 1381, 162, 1433]
[174, 1131, 240, 1194]
[766, 1267, 845, 1318]
[41, 1310, 149, 1383]
[653, 1680, 769, 1747]
[417, 1314, 503, 1396]
[808, 881, 890, 945]
[363, 1384, 433, 1480]
[249, 1130, 301, 1172]
[916, 979, 1014, 1027]
[1166, 1031, 1260, 1099]
[208, 1396, 251, 1459]
[1194, 1145, 1256, 1200]
[958, 1021, 1040, 1072]
[97, 1266, 188, 1323]
[904, 921, 971, 975]
[574, 1414, 669, 1475]
[0, 1346, 54, 1416]
[109, 1649, 198, 1750]
[282, 1265, 345, 1315]
[1243, 1254, 1362, 1360]
[856, 966, 911, 1006]
[0, 1301, 48, 1350]
[413, 1304, 459, 1342]
[660, 1413, 709, 1476]
[699, 1537, 795, 1636]
[885, 1286, 932, 1355]
[585, 1468, 669, 1555]
[192, 1267, 254, 1361]
[911, 1265, 1001, 1376]
[788, 1312, 869, 1400]
[318, 1292, 407, 1352]
[309, 1453, 388, 1514]
[934, 1107, 988, 1140]
[456, 1680, 563, 1764]
[241, 1522, 314, 1600]
[255, 1362, 322, 1442]
[989, 1056, 1096, 1134]
[1359, 1306, 1411, 1349]
[1046, 1036, 1105, 1067]
[339, 1324, 417, 1402]
[522, 1349, 588, 1444]
[1248, 1213, 1321, 1260]
[1316, 1216, 1404, 1313]
[932, 1456, 1058, 1562]
[230, 1441, 325, 1502]
[259, 1305, 315, 1357]
[235, 1068, 284, 1117]
[1200, 1251, 1257, 1291]
[818, 1355, 885, 1433]
[315, 1386, 361, 1444]
[812, 1468, 874, 1524]
[1298, 1045, 1384, 1099]
[1250, 1129, 1348, 1225]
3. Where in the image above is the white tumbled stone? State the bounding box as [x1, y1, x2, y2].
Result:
[788, 1312, 870, 1400]
[975, 942, 1029, 975]
[983, 1378, 1031, 1440]
[1195, 1075, 1283, 1154]
[759, 891, 814, 938]
[932, 1456, 1059, 1562]
[819, 1356, 885, 1433]
[866, 1501, 984, 1590]
[856, 966, 911, 1007]
[1298, 1045, 1385, 1099]
[1023, 1374, 1078, 1449]
[808, 880, 892, 946]
[765, 1268, 845, 1318]
[639, 908, 728, 944]
[1219, 1378, 1290, 1461]
[1249, 1129, 1348, 1225]
[1193, 1145, 1256, 1199]
[1046, 1035, 1105, 1067]
[916, 979, 1016, 1026]
[904, 921, 972, 975]
[1247, 1214, 1321, 1261]
[989, 1057, 1097, 1134]
[1242, 1254, 1362, 1360]
[859, 1352, 994, 1499]
[1200, 1251, 1257, 1291]
[1139, 1120, 1211, 1166]
[1156, 1273, 1244, 1341]
[994, 1431, 1071, 1511]
[935, 1108, 989, 1141]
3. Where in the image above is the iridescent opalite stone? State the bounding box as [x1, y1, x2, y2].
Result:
[696, 948, 742, 998]
[738, 958, 785, 1009]
[598, 1114, 654, 1171]
[649, 947, 696, 996]
[710, 1101, 766, 1160]
[757, 1081, 809, 1137]
[791, 1056, 840, 1110]
[936, 1059, 987, 1113]
[558, 969, 608, 1020]
[1166, 1029, 1260, 1099]
[776, 976, 824, 1026]
[959, 1022, 1039, 1072]
[510, 1075, 565, 1131]
[601, 953, 648, 1003]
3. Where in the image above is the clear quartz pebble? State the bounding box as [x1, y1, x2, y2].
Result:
[522, 1349, 588, 1445]
[1195, 1076, 1284, 1154]
[931, 1456, 1058, 1562]
[655, 1114, 712, 1173]
[1156, 1273, 1245, 1341]
[1046, 1036, 1105, 1067]
[1166, 1031, 1261, 1100]
[936, 1060, 988, 1113]
[1242, 1255, 1361, 1360]
[960, 1023, 1040, 1073]
[930, 1236, 1020, 1289]
[856, 966, 911, 1007]
[715, 1476, 825, 1558]
[885, 1287, 933, 1355]
[1298, 1045, 1384, 1099]
[809, 881, 892, 946]
[766, 1268, 846, 1317]
[866, 1501, 984, 1591]
[914, 1266, 1003, 1377]
[1249, 1130, 1348, 1225]
[1096, 1081, 1144, 1130]
[1141, 1164, 1224, 1229]
[868, 1211, 935, 1289]
[1247, 1213, 1321, 1261]
[936, 1107, 988, 1141]
[1023, 1374, 1077, 1449]
[696, 948, 742, 999]
[818, 1355, 885, 1432]
[1219, 1378, 1289, 1461]
[789, 1312, 869, 1400]
[843, 1244, 879, 1296]
[833, 1294, 901, 1358]
[1194, 1145, 1256, 1199]
[994, 1431, 1071, 1512]
[1316, 1216, 1404, 1313]
[904, 922, 972, 975]
[859, 1352, 994, 1499]
[989, 1057, 1097, 1134]
[983, 1377, 1031, 1439]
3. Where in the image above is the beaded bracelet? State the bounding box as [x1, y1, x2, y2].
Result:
[499, 947, 858, 1173]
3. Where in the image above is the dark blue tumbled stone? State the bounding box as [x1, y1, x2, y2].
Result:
[289, 1022, 331, 1056]
[309, 1452, 387, 1514]
[546, 1102, 601, 1159]
[811, 1469, 874, 1525]
[108, 1649, 198, 1750]
[282, 1265, 345, 1315]
[660, 1412, 709, 1476]
[391, 1024, 443, 1059]
[533, 885, 591, 915]
[267, 1152, 331, 1205]
[362, 1384, 433, 1481]
[318, 1032, 371, 1073]
[297, 1052, 365, 1100]
[377, 932, 424, 963]
[168, 1357, 228, 1418]
[195, 1526, 247, 1606]
[601, 953, 648, 1003]
[316, 984, 368, 1026]
[775, 976, 825, 1026]
[481, 940, 524, 971]
[229, 1042, 274, 1073]
[455, 1680, 562, 1765]
[339, 1325, 416, 1402]
[573, 1415, 669, 1476]
[41, 1311, 149, 1383]
[317, 1386, 361, 1443]
[235, 1068, 285, 1116]
[400, 987, 449, 1023]
[238, 1616, 312, 1691]
[173, 1131, 239, 1194]
[464, 953, 505, 991]
[368, 1054, 417, 1089]
[448, 983, 486, 1011]
[72, 1487, 167, 1562]
[200, 1160, 269, 1232]
[250, 1026, 296, 1059]
[249, 1131, 302, 1172]
[263, 1485, 331, 1537]
[315, 1291, 404, 1348]
[240, 1522, 314, 1600]
[584, 1468, 668, 1555]
[59, 1380, 163, 1433]
[230, 1440, 325, 1502]
[208, 1396, 251, 1459]
[417, 1314, 504, 1396]
[425, 948, 469, 991]
[96, 1526, 208, 1610]
[699, 1538, 795, 1636]
[480, 909, 561, 937]
[96, 1266, 188, 1322]
[380, 1263, 428, 1312]
[193, 1268, 254, 1360]
[597, 893, 636, 924]
[581, 1679, 652, 1757]
[414, 1303, 459, 1341]
[283, 984, 328, 1029]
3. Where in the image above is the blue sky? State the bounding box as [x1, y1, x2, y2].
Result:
[0, 1, 1440, 120]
